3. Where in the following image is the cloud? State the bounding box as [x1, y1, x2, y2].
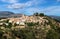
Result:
[57, 0, 60, 2]
[1, 0, 18, 3]
[0, 0, 60, 16]
[23, 7, 44, 15]
[7, 3, 26, 9]
[5, 0, 45, 9]
[0, 0, 46, 9]
[42, 6, 60, 15]
[7, 2, 32, 9]
[40, 6, 60, 15]
[24, 6, 60, 15]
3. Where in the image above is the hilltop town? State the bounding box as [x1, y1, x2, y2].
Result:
[0, 13, 50, 29]
[0, 13, 60, 39]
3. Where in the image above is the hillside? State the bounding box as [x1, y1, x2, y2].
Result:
[0, 11, 14, 18]
[0, 11, 24, 18]
[0, 13, 60, 39]
[49, 15, 60, 22]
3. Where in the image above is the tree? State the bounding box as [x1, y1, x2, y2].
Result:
[12, 28, 36, 39]
[39, 13, 44, 17]
[34, 12, 39, 16]
[25, 22, 39, 26]
[5, 23, 12, 28]
[14, 23, 17, 26]
[6, 19, 9, 23]
[34, 12, 44, 17]
[0, 29, 4, 39]
[46, 29, 59, 39]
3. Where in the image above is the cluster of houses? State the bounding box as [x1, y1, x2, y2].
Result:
[0, 14, 25, 26]
[0, 14, 49, 28]
[0, 19, 8, 26]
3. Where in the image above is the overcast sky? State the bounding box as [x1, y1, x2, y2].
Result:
[0, 0, 60, 16]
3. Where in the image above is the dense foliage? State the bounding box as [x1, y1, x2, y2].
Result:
[34, 12, 44, 16]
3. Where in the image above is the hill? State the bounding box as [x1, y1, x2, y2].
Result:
[0, 11, 14, 18]
[49, 15, 60, 22]
[0, 13, 60, 39]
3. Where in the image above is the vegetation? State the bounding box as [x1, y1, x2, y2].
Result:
[25, 22, 39, 26]
[34, 12, 44, 17]
[12, 28, 36, 39]
[34, 12, 39, 16]
[46, 29, 60, 39]
[39, 13, 44, 16]
[0, 13, 60, 39]
[0, 29, 4, 39]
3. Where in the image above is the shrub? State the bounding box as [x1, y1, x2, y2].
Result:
[46, 29, 59, 39]
[5, 23, 12, 28]
[25, 22, 39, 26]
[5, 19, 9, 23]
[34, 12, 39, 16]
[12, 29, 35, 39]
[0, 29, 4, 39]
[34, 12, 44, 17]
[39, 13, 44, 17]
[14, 23, 17, 26]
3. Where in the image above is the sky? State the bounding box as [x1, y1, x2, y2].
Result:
[0, 0, 60, 16]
